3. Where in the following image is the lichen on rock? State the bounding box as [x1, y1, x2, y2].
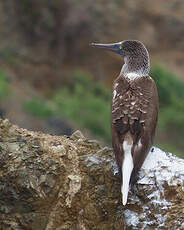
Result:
[0, 119, 184, 230]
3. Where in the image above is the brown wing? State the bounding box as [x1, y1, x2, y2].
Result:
[111, 75, 158, 172]
[111, 76, 129, 171]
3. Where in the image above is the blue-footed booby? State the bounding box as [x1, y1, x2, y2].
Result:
[91, 40, 158, 205]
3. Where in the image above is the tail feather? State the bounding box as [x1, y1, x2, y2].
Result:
[121, 141, 134, 205]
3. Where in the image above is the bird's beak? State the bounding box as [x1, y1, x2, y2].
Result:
[91, 42, 123, 55]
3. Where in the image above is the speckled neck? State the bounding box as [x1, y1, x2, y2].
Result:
[121, 47, 150, 77]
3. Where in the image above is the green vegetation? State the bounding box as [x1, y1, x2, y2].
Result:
[151, 64, 184, 107]
[23, 66, 184, 156]
[52, 70, 111, 142]
[150, 65, 184, 131]
[23, 71, 111, 141]
[150, 64, 184, 156]
[23, 98, 55, 117]
[0, 70, 10, 99]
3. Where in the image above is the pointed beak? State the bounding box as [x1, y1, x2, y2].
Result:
[91, 42, 123, 55]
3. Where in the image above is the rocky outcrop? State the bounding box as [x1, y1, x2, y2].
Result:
[0, 119, 184, 230]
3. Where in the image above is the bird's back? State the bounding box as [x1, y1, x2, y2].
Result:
[111, 75, 158, 171]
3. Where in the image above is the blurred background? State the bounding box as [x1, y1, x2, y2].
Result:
[0, 0, 184, 157]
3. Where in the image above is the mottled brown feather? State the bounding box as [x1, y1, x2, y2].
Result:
[111, 75, 158, 177]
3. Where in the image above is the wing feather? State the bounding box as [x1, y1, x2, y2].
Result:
[111, 75, 158, 171]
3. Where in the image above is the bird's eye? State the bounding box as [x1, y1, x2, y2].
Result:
[119, 45, 122, 50]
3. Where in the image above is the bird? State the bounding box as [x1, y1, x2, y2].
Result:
[91, 40, 158, 205]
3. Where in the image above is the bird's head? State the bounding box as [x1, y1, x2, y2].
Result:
[91, 40, 150, 76]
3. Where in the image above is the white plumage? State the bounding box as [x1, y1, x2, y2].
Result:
[122, 137, 134, 205]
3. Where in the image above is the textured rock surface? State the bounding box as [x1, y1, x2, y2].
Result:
[0, 119, 184, 230]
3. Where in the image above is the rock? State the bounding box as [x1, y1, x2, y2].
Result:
[70, 130, 85, 141]
[0, 119, 183, 230]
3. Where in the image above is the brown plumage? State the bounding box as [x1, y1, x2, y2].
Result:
[112, 75, 158, 173]
[91, 40, 159, 205]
